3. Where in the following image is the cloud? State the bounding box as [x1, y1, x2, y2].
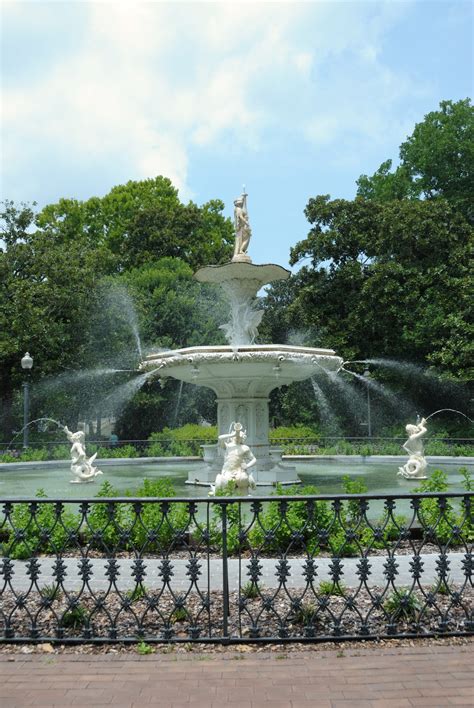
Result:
[2, 0, 423, 202]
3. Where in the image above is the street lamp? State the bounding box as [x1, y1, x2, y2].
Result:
[363, 369, 372, 438]
[21, 352, 33, 449]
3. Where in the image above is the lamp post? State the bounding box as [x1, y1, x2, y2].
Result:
[363, 369, 372, 438]
[21, 352, 33, 449]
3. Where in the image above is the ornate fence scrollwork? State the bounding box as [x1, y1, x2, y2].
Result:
[0, 491, 472, 643]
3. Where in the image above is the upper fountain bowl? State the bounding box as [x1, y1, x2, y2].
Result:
[141, 344, 343, 398]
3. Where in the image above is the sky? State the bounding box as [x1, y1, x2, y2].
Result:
[1, 0, 473, 268]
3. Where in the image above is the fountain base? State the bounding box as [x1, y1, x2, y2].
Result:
[185, 443, 300, 486]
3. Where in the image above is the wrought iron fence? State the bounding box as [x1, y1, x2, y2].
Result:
[0, 491, 472, 644]
[2, 436, 473, 460]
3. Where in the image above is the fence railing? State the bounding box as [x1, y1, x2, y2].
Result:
[0, 491, 472, 644]
[1, 436, 473, 461]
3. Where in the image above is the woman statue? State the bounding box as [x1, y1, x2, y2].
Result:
[398, 418, 428, 480]
[209, 422, 256, 495]
[232, 191, 252, 261]
[63, 426, 103, 483]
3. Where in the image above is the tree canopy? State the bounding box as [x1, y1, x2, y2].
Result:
[0, 178, 232, 439]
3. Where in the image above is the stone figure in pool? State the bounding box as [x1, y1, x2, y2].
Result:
[398, 417, 428, 480]
[209, 422, 256, 495]
[232, 190, 252, 262]
[63, 426, 103, 483]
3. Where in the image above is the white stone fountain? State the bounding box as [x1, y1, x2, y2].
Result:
[141, 191, 343, 485]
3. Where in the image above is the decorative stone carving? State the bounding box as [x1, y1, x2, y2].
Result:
[63, 427, 103, 483]
[209, 422, 256, 495]
[398, 418, 428, 480]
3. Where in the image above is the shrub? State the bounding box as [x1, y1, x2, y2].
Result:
[318, 580, 346, 596]
[383, 590, 421, 621]
[413, 471, 457, 545]
[3, 490, 80, 560]
[247, 484, 332, 553]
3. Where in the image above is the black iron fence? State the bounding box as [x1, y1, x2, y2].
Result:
[0, 491, 472, 644]
[1, 436, 473, 460]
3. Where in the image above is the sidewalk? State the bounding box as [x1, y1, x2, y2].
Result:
[5, 553, 470, 591]
[0, 643, 472, 707]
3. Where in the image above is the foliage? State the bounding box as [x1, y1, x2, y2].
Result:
[289, 197, 473, 381]
[413, 471, 458, 545]
[318, 580, 346, 596]
[357, 99, 474, 223]
[61, 604, 87, 629]
[246, 485, 333, 554]
[148, 424, 217, 456]
[3, 490, 79, 560]
[241, 581, 260, 599]
[383, 590, 421, 622]
[136, 641, 154, 655]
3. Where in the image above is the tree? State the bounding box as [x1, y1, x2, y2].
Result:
[36, 176, 234, 271]
[0, 201, 112, 437]
[289, 196, 473, 379]
[357, 99, 474, 222]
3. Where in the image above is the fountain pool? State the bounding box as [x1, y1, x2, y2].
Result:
[0, 458, 471, 500]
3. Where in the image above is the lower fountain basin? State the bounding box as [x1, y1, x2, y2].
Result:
[141, 344, 344, 484]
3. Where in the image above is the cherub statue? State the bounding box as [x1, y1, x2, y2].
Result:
[209, 422, 256, 495]
[63, 426, 103, 483]
[232, 190, 252, 262]
[398, 418, 428, 480]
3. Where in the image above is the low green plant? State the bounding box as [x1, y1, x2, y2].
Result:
[126, 585, 148, 602]
[172, 607, 188, 622]
[318, 580, 346, 597]
[241, 581, 260, 599]
[383, 590, 421, 621]
[430, 577, 453, 596]
[61, 604, 87, 629]
[292, 601, 318, 625]
[247, 484, 332, 553]
[39, 584, 62, 602]
[4, 490, 80, 560]
[413, 471, 457, 545]
[137, 641, 154, 655]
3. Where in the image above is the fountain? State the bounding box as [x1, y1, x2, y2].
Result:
[141, 191, 343, 485]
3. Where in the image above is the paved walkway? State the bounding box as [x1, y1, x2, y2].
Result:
[0, 643, 472, 707]
[4, 553, 469, 591]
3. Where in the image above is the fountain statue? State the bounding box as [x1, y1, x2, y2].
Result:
[141, 190, 343, 485]
[398, 417, 428, 480]
[209, 422, 256, 496]
[232, 189, 252, 263]
[63, 426, 103, 483]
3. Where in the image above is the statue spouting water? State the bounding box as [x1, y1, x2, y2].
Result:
[63, 426, 103, 484]
[232, 189, 252, 263]
[209, 422, 256, 495]
[398, 417, 428, 480]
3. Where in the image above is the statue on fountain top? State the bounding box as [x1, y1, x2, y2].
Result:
[397, 417, 428, 480]
[63, 426, 103, 484]
[209, 422, 256, 495]
[232, 189, 252, 263]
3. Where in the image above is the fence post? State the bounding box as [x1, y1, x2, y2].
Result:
[221, 503, 230, 639]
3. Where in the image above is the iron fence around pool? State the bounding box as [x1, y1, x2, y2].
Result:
[0, 491, 472, 644]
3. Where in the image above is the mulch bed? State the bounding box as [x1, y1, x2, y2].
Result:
[1, 584, 472, 644]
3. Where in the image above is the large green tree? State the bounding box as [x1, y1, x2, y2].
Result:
[1, 176, 233, 440]
[357, 98, 474, 222]
[36, 176, 234, 271]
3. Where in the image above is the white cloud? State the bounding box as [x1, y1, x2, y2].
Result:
[2, 0, 421, 201]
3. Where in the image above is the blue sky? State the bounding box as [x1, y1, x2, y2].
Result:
[1, 0, 473, 268]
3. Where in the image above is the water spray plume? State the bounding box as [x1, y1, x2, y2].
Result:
[425, 408, 473, 423]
